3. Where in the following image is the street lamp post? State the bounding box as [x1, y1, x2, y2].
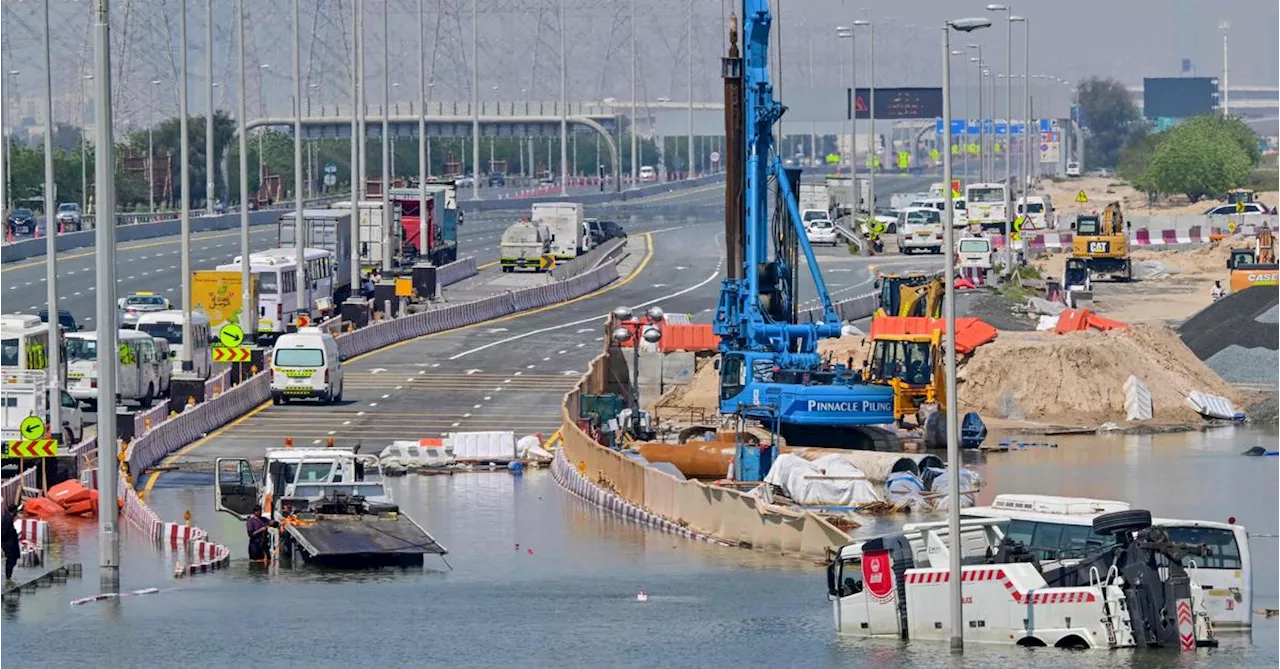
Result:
[179, 0, 194, 371]
[380, 0, 392, 273]
[986, 4, 1015, 277]
[471, 0, 480, 200]
[685, 0, 693, 180]
[418, 0, 428, 269]
[81, 75, 92, 214]
[1221, 22, 1230, 118]
[5, 70, 18, 204]
[148, 80, 160, 212]
[942, 16, 992, 653]
[41, 0, 60, 442]
[258, 63, 270, 188]
[954, 50, 968, 186]
[630, 0, 638, 188]
[237, 0, 253, 339]
[206, 0, 216, 213]
[293, 0, 307, 313]
[835, 26, 854, 188]
[855, 18, 875, 213]
[966, 45, 981, 180]
[559, 0, 569, 195]
[610, 306, 664, 437]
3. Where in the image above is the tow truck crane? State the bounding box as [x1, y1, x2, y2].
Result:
[713, 4, 895, 482]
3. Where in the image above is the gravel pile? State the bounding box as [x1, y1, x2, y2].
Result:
[1204, 345, 1280, 387]
[1179, 286, 1279, 359]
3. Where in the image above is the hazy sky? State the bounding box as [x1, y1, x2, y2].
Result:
[0, 0, 1275, 129]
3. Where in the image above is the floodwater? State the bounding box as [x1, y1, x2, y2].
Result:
[2, 425, 1276, 668]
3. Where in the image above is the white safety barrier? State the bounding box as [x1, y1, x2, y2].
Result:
[445, 431, 516, 462]
[125, 372, 271, 475]
[203, 368, 231, 399]
[435, 256, 479, 288]
[133, 403, 169, 439]
[799, 290, 879, 324]
[1, 466, 37, 508]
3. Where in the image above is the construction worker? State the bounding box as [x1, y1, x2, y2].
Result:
[245, 505, 272, 562]
[1211, 281, 1226, 301]
[2, 504, 19, 581]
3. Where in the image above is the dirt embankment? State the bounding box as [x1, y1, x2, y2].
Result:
[1043, 176, 1278, 217]
[957, 325, 1239, 427]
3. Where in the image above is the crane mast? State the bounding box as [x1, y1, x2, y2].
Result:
[713, 2, 897, 481]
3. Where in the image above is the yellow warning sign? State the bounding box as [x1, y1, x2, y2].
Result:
[1236, 200, 1246, 213]
[1227, 221, 1238, 234]
[1075, 190, 1088, 204]
[395, 277, 414, 297]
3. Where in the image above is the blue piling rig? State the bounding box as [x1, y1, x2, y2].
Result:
[714, 3, 896, 482]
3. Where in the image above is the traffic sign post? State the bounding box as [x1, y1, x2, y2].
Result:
[1076, 190, 1089, 204]
[211, 346, 252, 363]
[219, 323, 245, 348]
[709, 151, 721, 164]
[3, 439, 59, 458]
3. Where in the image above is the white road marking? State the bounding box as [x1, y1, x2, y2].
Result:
[652, 283, 667, 288]
[503, 379, 511, 383]
[327, 431, 335, 435]
[357, 411, 366, 416]
[463, 413, 471, 418]
[342, 421, 351, 425]
[473, 404, 482, 408]
[513, 372, 523, 376]
[448, 268, 723, 360]
[486, 327, 509, 333]
[464, 369, 482, 375]
[558, 350, 567, 355]
[369, 402, 378, 407]
[575, 328, 593, 334]
[675, 265, 688, 270]
[370, 368, 387, 374]
[525, 364, 535, 369]
[451, 422, 460, 427]
[381, 394, 390, 399]
[542, 357, 551, 361]
[395, 385, 402, 390]
[483, 396, 491, 400]
[561, 371, 579, 375]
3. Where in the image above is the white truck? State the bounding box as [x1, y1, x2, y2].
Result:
[798, 183, 830, 224]
[213, 447, 447, 567]
[1, 370, 83, 445]
[500, 219, 553, 272]
[329, 200, 392, 272]
[531, 202, 585, 261]
[278, 210, 354, 303]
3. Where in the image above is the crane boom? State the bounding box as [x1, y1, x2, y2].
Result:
[713, 3, 896, 481]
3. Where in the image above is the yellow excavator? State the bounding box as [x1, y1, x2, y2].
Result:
[863, 326, 944, 430]
[1070, 201, 1132, 281]
[873, 272, 944, 318]
[1228, 224, 1278, 292]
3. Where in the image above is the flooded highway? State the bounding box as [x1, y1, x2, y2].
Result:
[3, 426, 1275, 668]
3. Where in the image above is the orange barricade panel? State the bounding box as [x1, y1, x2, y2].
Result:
[1054, 309, 1088, 334]
[1086, 312, 1128, 331]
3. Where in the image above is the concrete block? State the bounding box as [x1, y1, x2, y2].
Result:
[1123, 375, 1152, 422]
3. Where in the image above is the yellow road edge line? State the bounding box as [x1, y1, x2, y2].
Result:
[343, 231, 654, 365]
[141, 399, 271, 497]
[144, 231, 654, 490]
[477, 260, 499, 270]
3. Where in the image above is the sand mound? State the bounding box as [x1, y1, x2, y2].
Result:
[957, 325, 1238, 425]
[1044, 177, 1278, 217]
[652, 355, 721, 415]
[817, 335, 873, 369]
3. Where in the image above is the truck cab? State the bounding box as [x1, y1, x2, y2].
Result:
[1, 370, 83, 444]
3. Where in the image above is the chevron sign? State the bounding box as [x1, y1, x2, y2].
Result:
[1176, 598, 1194, 651]
[212, 347, 251, 363]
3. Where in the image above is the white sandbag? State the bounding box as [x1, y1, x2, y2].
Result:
[885, 471, 926, 510]
[763, 454, 882, 507]
[926, 467, 983, 511]
[516, 434, 553, 461]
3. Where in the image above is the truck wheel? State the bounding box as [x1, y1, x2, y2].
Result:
[139, 384, 154, 408]
[1092, 509, 1153, 535]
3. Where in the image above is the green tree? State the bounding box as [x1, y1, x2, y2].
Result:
[1076, 77, 1139, 169]
[1175, 115, 1261, 166]
[1144, 123, 1252, 201]
[1116, 123, 1164, 192]
[128, 111, 237, 204]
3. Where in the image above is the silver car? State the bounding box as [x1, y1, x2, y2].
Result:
[117, 292, 171, 325]
[56, 203, 82, 232]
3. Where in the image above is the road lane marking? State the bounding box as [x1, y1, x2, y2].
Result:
[142, 400, 271, 495]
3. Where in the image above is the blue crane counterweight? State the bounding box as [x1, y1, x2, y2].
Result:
[713, 4, 896, 482]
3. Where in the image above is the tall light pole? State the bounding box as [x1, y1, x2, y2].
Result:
[347, 0, 361, 306]
[206, 0, 216, 212]
[986, 3, 1013, 275]
[955, 50, 968, 186]
[470, 0, 480, 200]
[81, 75, 91, 213]
[967, 45, 981, 180]
[1018, 17, 1030, 190]
[685, 0, 693, 179]
[629, 0, 637, 188]
[836, 26, 854, 184]
[357, 0, 366, 200]
[237, 0, 252, 339]
[380, 0, 392, 272]
[258, 63, 269, 187]
[1220, 21, 1230, 118]
[1006, 15, 1025, 200]
[942, 15, 992, 653]
[853, 19, 872, 211]
[179, 0, 194, 372]
[293, 0, 307, 313]
[5, 70, 18, 207]
[41, 0, 60, 444]
[148, 80, 160, 212]
[418, 0, 428, 267]
[92, 0, 121, 592]
[558, 0, 569, 195]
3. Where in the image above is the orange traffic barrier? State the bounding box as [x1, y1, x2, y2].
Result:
[1054, 309, 1089, 334]
[1085, 312, 1128, 331]
[870, 316, 998, 355]
[23, 497, 66, 518]
[659, 323, 718, 352]
[47, 480, 91, 507]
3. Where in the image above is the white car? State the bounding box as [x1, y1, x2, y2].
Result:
[1204, 202, 1269, 217]
[895, 207, 944, 254]
[638, 165, 657, 182]
[117, 292, 172, 326]
[805, 218, 839, 246]
[1065, 161, 1081, 177]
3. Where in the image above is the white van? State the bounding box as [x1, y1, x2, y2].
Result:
[66, 330, 166, 409]
[131, 310, 213, 380]
[1016, 194, 1054, 230]
[894, 207, 944, 254]
[909, 197, 968, 227]
[151, 337, 173, 396]
[1065, 161, 1081, 177]
[270, 328, 343, 405]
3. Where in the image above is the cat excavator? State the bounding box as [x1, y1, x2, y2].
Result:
[1070, 201, 1132, 282]
[874, 272, 944, 318]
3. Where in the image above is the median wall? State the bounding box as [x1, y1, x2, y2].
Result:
[557, 339, 854, 559]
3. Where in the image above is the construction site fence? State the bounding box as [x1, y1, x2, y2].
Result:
[557, 344, 854, 560]
[550, 238, 628, 281]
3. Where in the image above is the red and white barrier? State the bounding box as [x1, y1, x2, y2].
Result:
[163, 522, 207, 546]
[14, 518, 49, 545]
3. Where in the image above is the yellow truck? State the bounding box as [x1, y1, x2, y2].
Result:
[191, 270, 255, 335]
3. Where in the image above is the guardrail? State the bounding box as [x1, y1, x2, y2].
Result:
[1, 196, 347, 264]
[1, 466, 38, 508]
[798, 291, 880, 324]
[550, 238, 627, 281]
[461, 173, 724, 212]
[435, 255, 478, 289]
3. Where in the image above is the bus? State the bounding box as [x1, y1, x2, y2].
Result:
[217, 247, 336, 341]
[130, 311, 213, 380]
[66, 330, 168, 409]
[962, 494, 1254, 630]
[964, 182, 1009, 231]
[1, 313, 67, 385]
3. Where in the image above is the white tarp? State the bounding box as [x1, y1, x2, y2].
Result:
[445, 431, 516, 461]
[925, 467, 984, 511]
[763, 454, 882, 507]
[516, 434, 553, 462]
[886, 471, 927, 510]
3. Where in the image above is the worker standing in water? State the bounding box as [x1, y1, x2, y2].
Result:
[246, 505, 272, 562]
[2, 504, 20, 581]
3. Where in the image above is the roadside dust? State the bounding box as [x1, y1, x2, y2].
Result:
[1044, 176, 1278, 217]
[957, 325, 1239, 426]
